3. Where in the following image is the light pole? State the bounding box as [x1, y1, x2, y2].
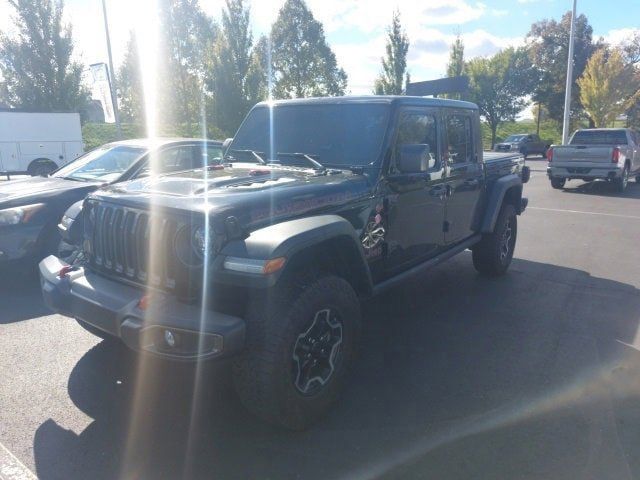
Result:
[561, 0, 577, 145]
[101, 0, 122, 139]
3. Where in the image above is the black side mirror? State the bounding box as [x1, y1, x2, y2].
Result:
[398, 144, 432, 173]
[222, 138, 233, 154]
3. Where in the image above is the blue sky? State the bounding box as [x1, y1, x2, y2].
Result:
[1, 0, 638, 97]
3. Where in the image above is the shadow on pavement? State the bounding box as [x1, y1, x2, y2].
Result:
[560, 178, 640, 198]
[33, 256, 640, 479]
[0, 268, 50, 323]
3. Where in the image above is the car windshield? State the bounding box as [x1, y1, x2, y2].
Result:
[505, 135, 526, 142]
[570, 130, 628, 145]
[229, 103, 390, 167]
[53, 145, 146, 182]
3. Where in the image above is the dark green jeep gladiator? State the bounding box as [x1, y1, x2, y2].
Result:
[40, 96, 529, 429]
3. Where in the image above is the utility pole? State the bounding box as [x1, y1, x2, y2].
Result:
[561, 0, 577, 145]
[101, 0, 122, 139]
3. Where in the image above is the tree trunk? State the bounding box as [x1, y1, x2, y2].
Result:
[491, 123, 498, 149]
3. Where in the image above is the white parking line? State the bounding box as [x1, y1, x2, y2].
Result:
[0, 442, 36, 480]
[528, 206, 640, 221]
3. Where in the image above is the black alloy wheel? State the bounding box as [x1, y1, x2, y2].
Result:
[292, 308, 343, 395]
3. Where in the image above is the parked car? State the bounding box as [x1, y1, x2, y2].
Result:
[547, 128, 640, 192]
[0, 110, 84, 176]
[0, 138, 222, 267]
[40, 96, 529, 429]
[494, 133, 549, 158]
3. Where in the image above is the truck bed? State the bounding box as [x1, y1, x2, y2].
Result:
[483, 151, 524, 179]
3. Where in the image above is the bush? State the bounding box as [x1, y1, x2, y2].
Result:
[82, 122, 227, 151]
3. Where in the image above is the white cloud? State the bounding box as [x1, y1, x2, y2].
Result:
[0, 0, 524, 96]
[601, 27, 640, 47]
[335, 27, 525, 95]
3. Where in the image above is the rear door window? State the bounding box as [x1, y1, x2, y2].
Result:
[445, 114, 474, 164]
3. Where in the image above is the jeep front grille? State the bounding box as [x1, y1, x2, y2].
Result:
[87, 203, 195, 291]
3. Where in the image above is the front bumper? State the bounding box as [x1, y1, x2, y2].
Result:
[547, 164, 623, 181]
[39, 255, 245, 361]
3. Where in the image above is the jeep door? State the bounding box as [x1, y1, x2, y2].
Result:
[443, 109, 484, 244]
[383, 107, 446, 275]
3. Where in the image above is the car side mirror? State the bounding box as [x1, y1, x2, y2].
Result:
[222, 138, 233, 154]
[398, 144, 432, 173]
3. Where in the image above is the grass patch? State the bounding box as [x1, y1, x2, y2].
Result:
[481, 120, 562, 150]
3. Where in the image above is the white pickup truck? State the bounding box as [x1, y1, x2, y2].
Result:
[546, 128, 640, 192]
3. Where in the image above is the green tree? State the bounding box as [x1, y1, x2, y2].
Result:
[157, 0, 216, 126]
[578, 47, 640, 127]
[620, 31, 640, 129]
[447, 35, 465, 78]
[270, 0, 347, 98]
[526, 12, 597, 125]
[117, 32, 144, 123]
[0, 0, 89, 114]
[245, 35, 270, 105]
[444, 35, 465, 99]
[208, 0, 266, 135]
[466, 47, 533, 148]
[373, 10, 409, 95]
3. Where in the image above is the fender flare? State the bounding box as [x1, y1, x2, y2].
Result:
[218, 215, 373, 294]
[481, 174, 523, 233]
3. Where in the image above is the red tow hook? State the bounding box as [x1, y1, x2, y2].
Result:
[58, 265, 79, 279]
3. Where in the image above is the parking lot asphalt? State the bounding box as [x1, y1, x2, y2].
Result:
[2, 159, 640, 480]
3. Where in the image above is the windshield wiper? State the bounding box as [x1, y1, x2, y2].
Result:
[276, 152, 325, 171]
[60, 176, 89, 182]
[226, 149, 266, 165]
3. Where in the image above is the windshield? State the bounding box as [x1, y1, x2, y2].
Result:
[229, 103, 390, 167]
[505, 135, 526, 142]
[570, 130, 628, 145]
[53, 145, 146, 181]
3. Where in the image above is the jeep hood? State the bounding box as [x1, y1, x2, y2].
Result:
[88, 164, 373, 230]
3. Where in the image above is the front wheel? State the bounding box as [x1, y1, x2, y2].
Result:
[550, 177, 566, 189]
[472, 204, 517, 277]
[232, 274, 361, 430]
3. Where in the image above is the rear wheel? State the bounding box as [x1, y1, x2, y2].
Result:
[550, 177, 566, 189]
[232, 274, 361, 430]
[472, 204, 517, 277]
[614, 164, 629, 192]
[28, 159, 57, 176]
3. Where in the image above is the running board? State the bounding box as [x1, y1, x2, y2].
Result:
[372, 234, 482, 296]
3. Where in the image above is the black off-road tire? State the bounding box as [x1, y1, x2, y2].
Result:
[232, 274, 361, 430]
[550, 177, 566, 189]
[472, 204, 517, 277]
[28, 159, 57, 177]
[614, 164, 629, 193]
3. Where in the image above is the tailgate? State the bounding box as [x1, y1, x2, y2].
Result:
[552, 145, 614, 163]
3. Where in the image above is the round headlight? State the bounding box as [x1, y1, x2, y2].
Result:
[192, 226, 212, 258]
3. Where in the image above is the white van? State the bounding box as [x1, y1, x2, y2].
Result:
[0, 110, 83, 176]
